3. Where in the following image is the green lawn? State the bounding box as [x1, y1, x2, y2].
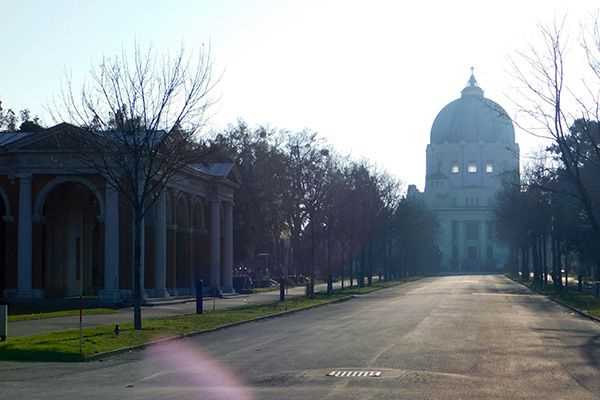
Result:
[8, 308, 118, 322]
[507, 274, 600, 319]
[250, 276, 414, 294]
[0, 294, 349, 362]
[334, 277, 419, 295]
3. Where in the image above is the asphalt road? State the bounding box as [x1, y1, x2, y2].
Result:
[3, 274, 600, 399]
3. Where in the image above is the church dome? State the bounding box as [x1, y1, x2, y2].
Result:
[430, 72, 515, 144]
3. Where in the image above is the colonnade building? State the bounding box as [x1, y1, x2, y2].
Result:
[0, 123, 240, 301]
[423, 72, 519, 271]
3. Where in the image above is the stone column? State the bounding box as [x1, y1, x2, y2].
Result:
[210, 199, 221, 293]
[222, 201, 234, 292]
[101, 183, 120, 301]
[153, 193, 168, 297]
[480, 220, 487, 269]
[16, 174, 37, 297]
[457, 221, 465, 271]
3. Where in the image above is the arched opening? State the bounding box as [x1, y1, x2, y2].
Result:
[42, 182, 102, 297]
[175, 196, 190, 289]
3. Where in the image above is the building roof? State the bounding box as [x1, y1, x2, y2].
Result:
[430, 72, 515, 145]
[190, 162, 241, 186]
[191, 162, 234, 177]
[0, 131, 35, 147]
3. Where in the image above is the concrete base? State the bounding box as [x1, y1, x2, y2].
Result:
[175, 288, 193, 296]
[221, 286, 235, 294]
[167, 288, 178, 296]
[98, 289, 129, 303]
[221, 287, 237, 295]
[146, 288, 170, 298]
[3, 288, 44, 299]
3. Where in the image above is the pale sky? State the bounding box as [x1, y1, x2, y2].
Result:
[1, 1, 598, 190]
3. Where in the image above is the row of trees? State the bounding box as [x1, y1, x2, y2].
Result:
[208, 121, 440, 292]
[2, 44, 440, 327]
[496, 16, 600, 287]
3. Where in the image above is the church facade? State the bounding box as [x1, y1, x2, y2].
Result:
[423, 73, 519, 271]
[0, 123, 240, 302]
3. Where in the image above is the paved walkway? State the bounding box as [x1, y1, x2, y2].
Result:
[8, 281, 347, 337]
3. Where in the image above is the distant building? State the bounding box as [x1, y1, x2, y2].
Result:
[0, 123, 240, 301]
[421, 72, 519, 271]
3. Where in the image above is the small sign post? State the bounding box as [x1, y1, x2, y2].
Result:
[196, 279, 203, 314]
[0, 305, 7, 341]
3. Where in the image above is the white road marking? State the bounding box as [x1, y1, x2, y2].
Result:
[327, 370, 382, 377]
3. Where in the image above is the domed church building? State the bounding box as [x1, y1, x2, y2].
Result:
[423, 71, 519, 271]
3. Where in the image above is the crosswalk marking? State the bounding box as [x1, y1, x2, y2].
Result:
[327, 370, 381, 378]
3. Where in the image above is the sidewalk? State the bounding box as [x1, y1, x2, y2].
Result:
[8, 281, 345, 338]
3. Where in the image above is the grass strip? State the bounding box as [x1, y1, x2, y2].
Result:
[506, 274, 600, 319]
[251, 276, 417, 294]
[8, 308, 118, 322]
[0, 294, 349, 362]
[334, 277, 420, 295]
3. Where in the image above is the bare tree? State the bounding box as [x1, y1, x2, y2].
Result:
[52, 44, 218, 329]
[283, 130, 331, 296]
[511, 16, 600, 233]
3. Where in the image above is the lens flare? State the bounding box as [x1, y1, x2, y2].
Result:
[145, 340, 254, 400]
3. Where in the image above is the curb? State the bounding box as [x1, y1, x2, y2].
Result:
[84, 295, 355, 362]
[504, 274, 600, 324]
[547, 295, 600, 323]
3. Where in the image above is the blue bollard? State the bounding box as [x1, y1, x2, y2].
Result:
[196, 279, 203, 314]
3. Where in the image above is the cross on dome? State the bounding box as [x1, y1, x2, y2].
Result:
[461, 67, 483, 97]
[468, 66, 478, 87]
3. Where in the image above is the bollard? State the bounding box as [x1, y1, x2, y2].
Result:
[0, 305, 6, 341]
[327, 273, 333, 294]
[280, 278, 285, 302]
[578, 275, 583, 292]
[196, 279, 203, 314]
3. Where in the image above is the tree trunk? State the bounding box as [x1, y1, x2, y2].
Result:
[133, 205, 143, 330]
[310, 220, 315, 298]
[551, 232, 561, 289]
[521, 245, 529, 282]
[531, 234, 540, 285]
[367, 240, 373, 286]
[542, 233, 548, 286]
[359, 247, 365, 288]
[512, 247, 519, 276]
[340, 242, 345, 289]
[349, 243, 354, 288]
[385, 239, 394, 280]
[326, 231, 332, 294]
